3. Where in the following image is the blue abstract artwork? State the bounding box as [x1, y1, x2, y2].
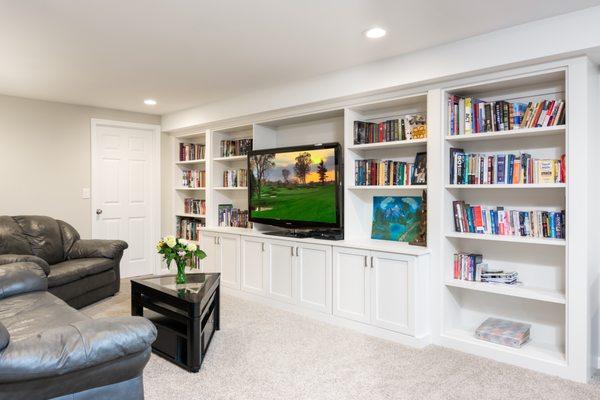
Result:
[371, 196, 423, 242]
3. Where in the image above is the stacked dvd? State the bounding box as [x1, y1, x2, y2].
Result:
[481, 270, 519, 285]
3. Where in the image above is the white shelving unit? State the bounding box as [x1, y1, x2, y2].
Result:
[163, 57, 597, 382]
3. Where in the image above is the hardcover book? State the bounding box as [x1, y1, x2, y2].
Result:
[475, 317, 531, 348]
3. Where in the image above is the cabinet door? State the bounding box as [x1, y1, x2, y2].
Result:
[370, 251, 414, 334]
[297, 243, 331, 314]
[332, 247, 370, 323]
[219, 234, 241, 289]
[241, 237, 267, 295]
[201, 233, 219, 273]
[266, 239, 296, 304]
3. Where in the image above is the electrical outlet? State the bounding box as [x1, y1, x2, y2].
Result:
[82, 188, 90, 199]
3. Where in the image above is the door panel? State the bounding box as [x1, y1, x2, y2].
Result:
[201, 233, 219, 273]
[297, 243, 331, 314]
[371, 251, 414, 334]
[266, 240, 296, 304]
[332, 247, 370, 323]
[93, 121, 158, 278]
[241, 238, 266, 295]
[219, 234, 240, 289]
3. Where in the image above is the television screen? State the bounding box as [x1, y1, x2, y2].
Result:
[248, 144, 341, 228]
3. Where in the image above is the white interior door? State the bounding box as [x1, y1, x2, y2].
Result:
[91, 119, 160, 278]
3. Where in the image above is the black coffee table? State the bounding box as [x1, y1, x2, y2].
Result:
[131, 273, 220, 372]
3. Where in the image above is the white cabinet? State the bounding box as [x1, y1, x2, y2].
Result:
[333, 247, 371, 323]
[266, 239, 296, 304]
[201, 232, 219, 273]
[297, 243, 332, 314]
[333, 247, 420, 335]
[219, 234, 241, 289]
[241, 237, 267, 295]
[370, 251, 413, 335]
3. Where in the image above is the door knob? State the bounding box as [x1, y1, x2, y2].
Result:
[96, 209, 103, 215]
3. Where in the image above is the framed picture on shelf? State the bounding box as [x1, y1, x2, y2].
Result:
[412, 152, 427, 185]
[371, 196, 423, 242]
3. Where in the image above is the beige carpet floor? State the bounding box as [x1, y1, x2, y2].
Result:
[84, 280, 600, 400]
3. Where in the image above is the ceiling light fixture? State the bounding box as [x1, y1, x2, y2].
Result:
[144, 99, 157, 106]
[365, 27, 386, 39]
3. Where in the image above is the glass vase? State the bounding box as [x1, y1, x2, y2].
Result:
[175, 259, 187, 284]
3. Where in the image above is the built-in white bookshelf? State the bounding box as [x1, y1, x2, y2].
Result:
[164, 58, 597, 382]
[440, 68, 573, 375]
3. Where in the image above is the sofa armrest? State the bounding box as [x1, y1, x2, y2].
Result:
[68, 239, 128, 260]
[0, 262, 47, 300]
[0, 254, 50, 276]
[0, 316, 156, 383]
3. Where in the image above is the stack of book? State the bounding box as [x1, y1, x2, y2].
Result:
[223, 169, 247, 187]
[475, 317, 530, 348]
[179, 143, 205, 161]
[353, 114, 426, 144]
[182, 169, 206, 188]
[220, 139, 253, 157]
[449, 148, 565, 185]
[176, 217, 204, 241]
[218, 204, 250, 228]
[448, 96, 565, 136]
[184, 198, 206, 215]
[453, 252, 520, 284]
[452, 201, 566, 239]
[355, 159, 419, 186]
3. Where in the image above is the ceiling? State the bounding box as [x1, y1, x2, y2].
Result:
[1, 0, 599, 115]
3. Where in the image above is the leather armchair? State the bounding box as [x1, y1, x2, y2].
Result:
[0, 216, 127, 308]
[0, 261, 157, 400]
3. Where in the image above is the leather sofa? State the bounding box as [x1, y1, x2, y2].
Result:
[0, 261, 157, 399]
[0, 215, 127, 308]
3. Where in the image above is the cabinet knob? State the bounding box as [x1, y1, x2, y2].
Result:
[96, 208, 103, 215]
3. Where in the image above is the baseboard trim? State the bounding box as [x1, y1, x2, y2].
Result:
[221, 286, 431, 348]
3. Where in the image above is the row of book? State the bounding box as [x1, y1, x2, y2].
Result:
[176, 217, 204, 242]
[355, 160, 417, 186]
[453, 252, 519, 284]
[218, 204, 250, 228]
[448, 96, 565, 136]
[179, 143, 205, 161]
[353, 114, 426, 144]
[223, 169, 247, 188]
[182, 169, 206, 188]
[452, 201, 566, 239]
[184, 198, 206, 215]
[220, 139, 253, 158]
[449, 148, 565, 185]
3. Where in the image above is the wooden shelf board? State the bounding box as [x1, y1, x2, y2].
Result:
[348, 185, 427, 190]
[445, 183, 565, 189]
[348, 138, 428, 151]
[175, 159, 205, 165]
[175, 213, 206, 219]
[214, 186, 248, 191]
[442, 328, 566, 366]
[174, 187, 205, 191]
[444, 279, 565, 304]
[445, 232, 566, 246]
[213, 155, 248, 162]
[445, 125, 566, 142]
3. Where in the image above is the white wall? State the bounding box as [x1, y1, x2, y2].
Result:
[0, 94, 160, 238]
[162, 6, 600, 131]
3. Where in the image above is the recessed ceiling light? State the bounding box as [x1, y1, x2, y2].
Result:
[144, 99, 157, 106]
[365, 27, 386, 39]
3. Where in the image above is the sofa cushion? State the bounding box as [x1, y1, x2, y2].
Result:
[48, 258, 114, 287]
[0, 291, 89, 343]
[0, 216, 32, 256]
[13, 216, 64, 265]
[0, 322, 9, 351]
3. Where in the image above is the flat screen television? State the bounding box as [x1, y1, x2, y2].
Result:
[248, 143, 342, 229]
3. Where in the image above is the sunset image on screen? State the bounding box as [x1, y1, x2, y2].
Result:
[249, 148, 337, 223]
